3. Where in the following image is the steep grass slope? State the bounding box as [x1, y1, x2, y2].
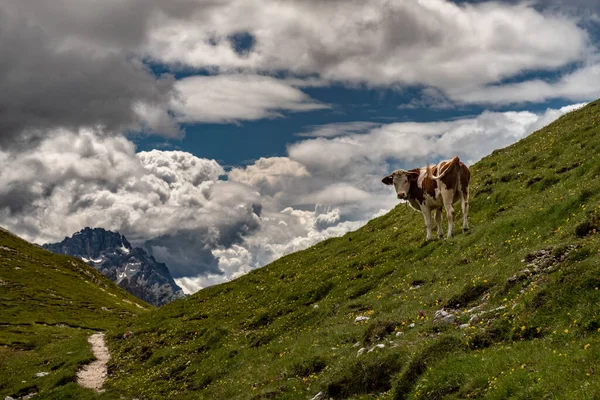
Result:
[0, 228, 151, 399]
[106, 101, 600, 399]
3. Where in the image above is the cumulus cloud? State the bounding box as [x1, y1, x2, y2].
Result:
[137, 150, 224, 186]
[146, 0, 590, 91]
[0, 1, 328, 148]
[287, 107, 586, 176]
[172, 75, 328, 124]
[228, 157, 310, 197]
[297, 183, 372, 206]
[449, 64, 600, 105]
[0, 2, 182, 148]
[0, 130, 261, 278]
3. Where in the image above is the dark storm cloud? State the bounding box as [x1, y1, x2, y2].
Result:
[0, 8, 178, 148]
[0, 182, 39, 214]
[144, 213, 261, 278]
[0, 1, 230, 148]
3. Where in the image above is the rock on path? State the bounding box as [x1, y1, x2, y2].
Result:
[77, 333, 110, 392]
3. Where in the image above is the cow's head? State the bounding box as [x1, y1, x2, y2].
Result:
[382, 169, 416, 200]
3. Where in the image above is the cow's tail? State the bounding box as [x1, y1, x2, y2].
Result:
[431, 156, 460, 180]
[418, 163, 433, 187]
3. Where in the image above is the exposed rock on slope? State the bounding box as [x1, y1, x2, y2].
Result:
[44, 227, 185, 306]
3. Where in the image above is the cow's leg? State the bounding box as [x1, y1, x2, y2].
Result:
[421, 206, 433, 241]
[461, 186, 470, 232]
[435, 208, 443, 239]
[442, 189, 455, 238]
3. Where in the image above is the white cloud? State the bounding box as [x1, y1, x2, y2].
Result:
[175, 244, 253, 293]
[172, 74, 329, 124]
[228, 157, 309, 196]
[146, 0, 590, 90]
[137, 150, 224, 185]
[298, 122, 382, 138]
[287, 107, 581, 174]
[297, 183, 372, 206]
[448, 63, 600, 105]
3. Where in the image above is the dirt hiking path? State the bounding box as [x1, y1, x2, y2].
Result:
[77, 333, 110, 392]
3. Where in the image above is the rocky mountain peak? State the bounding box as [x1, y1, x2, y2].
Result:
[43, 228, 185, 307]
[57, 227, 132, 259]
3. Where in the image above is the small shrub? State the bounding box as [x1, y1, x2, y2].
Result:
[526, 176, 543, 187]
[582, 319, 600, 333]
[139, 345, 153, 361]
[348, 282, 375, 299]
[579, 189, 595, 203]
[192, 373, 214, 390]
[569, 247, 594, 261]
[556, 162, 580, 174]
[362, 320, 398, 345]
[474, 186, 493, 198]
[500, 173, 517, 183]
[246, 311, 277, 329]
[393, 336, 463, 399]
[53, 373, 75, 387]
[529, 289, 550, 310]
[444, 282, 492, 309]
[251, 387, 286, 399]
[347, 302, 373, 312]
[291, 356, 327, 377]
[302, 281, 334, 305]
[537, 176, 560, 191]
[326, 351, 405, 399]
[575, 214, 599, 237]
[248, 331, 275, 348]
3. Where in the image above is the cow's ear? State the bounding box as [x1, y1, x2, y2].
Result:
[382, 174, 394, 185]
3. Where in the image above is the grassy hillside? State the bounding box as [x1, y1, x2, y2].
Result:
[0, 228, 151, 399]
[104, 100, 600, 399]
[105, 101, 600, 399]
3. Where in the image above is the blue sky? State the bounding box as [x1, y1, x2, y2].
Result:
[135, 83, 577, 169]
[1, 0, 600, 292]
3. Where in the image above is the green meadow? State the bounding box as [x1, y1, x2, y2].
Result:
[0, 228, 150, 399]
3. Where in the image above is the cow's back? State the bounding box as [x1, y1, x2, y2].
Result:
[436, 160, 470, 203]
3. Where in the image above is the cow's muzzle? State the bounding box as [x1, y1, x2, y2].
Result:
[397, 193, 406, 200]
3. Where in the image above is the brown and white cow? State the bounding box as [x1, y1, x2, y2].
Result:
[382, 156, 471, 240]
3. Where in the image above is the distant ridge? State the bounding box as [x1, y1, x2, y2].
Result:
[44, 227, 185, 306]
